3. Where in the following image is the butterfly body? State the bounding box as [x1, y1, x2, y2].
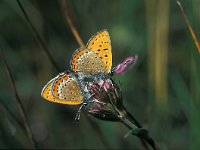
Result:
[41, 30, 112, 110]
[75, 72, 110, 103]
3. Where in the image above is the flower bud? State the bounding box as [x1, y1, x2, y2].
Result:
[111, 55, 138, 76]
[87, 79, 123, 121]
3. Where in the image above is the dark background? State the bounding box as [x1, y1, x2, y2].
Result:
[0, 0, 199, 149]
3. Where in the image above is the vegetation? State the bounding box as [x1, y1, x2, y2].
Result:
[0, 0, 199, 149]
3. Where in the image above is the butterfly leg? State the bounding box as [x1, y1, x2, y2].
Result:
[75, 98, 105, 121]
[75, 102, 88, 121]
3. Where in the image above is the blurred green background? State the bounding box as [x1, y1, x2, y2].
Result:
[0, 0, 199, 149]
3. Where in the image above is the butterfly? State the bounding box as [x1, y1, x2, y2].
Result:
[41, 30, 112, 120]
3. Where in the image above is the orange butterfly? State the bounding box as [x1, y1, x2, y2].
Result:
[41, 30, 112, 120]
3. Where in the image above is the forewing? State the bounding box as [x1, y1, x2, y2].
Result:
[86, 30, 112, 73]
[71, 48, 107, 75]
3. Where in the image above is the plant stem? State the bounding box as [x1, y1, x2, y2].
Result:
[60, 0, 85, 48]
[177, 1, 200, 54]
[16, 0, 61, 71]
[0, 49, 37, 149]
[121, 109, 157, 150]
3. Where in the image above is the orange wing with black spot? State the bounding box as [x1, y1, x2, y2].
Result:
[41, 72, 84, 105]
[86, 30, 112, 73]
[70, 48, 107, 75]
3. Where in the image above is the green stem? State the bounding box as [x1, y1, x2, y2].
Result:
[121, 109, 157, 150]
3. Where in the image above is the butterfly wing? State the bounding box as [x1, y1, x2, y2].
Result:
[86, 30, 112, 73]
[41, 78, 57, 103]
[41, 71, 84, 105]
[71, 48, 107, 75]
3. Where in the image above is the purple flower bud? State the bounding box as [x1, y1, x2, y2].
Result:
[112, 55, 138, 76]
[87, 79, 123, 121]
